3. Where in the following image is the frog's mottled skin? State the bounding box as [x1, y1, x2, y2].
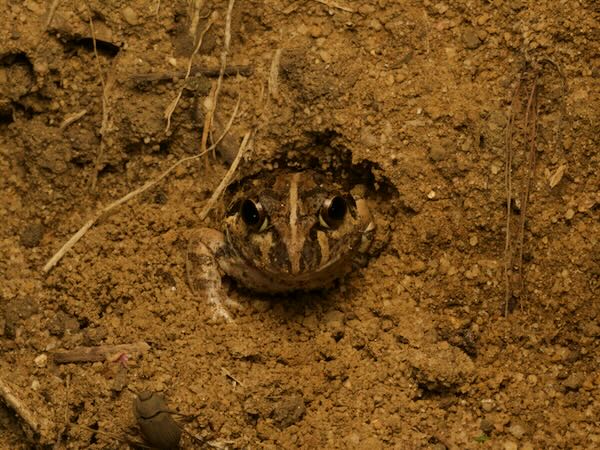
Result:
[187, 170, 375, 320]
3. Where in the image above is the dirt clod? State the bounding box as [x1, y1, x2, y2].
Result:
[271, 394, 306, 428]
[20, 223, 44, 248]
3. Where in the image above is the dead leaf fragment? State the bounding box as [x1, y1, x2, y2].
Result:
[549, 164, 566, 188]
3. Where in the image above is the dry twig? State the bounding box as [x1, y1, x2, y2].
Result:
[164, 15, 215, 133]
[43, 153, 201, 273]
[43, 98, 242, 274]
[44, 0, 62, 31]
[268, 49, 282, 99]
[221, 367, 245, 387]
[503, 60, 567, 316]
[0, 375, 53, 442]
[199, 0, 236, 165]
[313, 0, 355, 13]
[59, 109, 88, 130]
[129, 65, 253, 84]
[52, 342, 150, 364]
[198, 130, 251, 221]
[200, 81, 218, 168]
[83, 3, 118, 192]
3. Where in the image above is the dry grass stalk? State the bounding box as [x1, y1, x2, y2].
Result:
[0, 375, 53, 443]
[199, 0, 236, 165]
[313, 0, 355, 13]
[221, 367, 245, 387]
[504, 76, 538, 316]
[44, 0, 62, 31]
[514, 81, 539, 305]
[84, 3, 115, 192]
[188, 0, 207, 38]
[59, 109, 88, 130]
[164, 15, 215, 133]
[52, 342, 150, 364]
[268, 49, 282, 99]
[504, 80, 521, 317]
[129, 64, 253, 83]
[200, 81, 218, 168]
[43, 99, 242, 274]
[43, 153, 201, 273]
[199, 130, 251, 221]
[504, 60, 567, 316]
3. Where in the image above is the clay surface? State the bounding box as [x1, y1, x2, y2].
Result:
[0, 0, 598, 448]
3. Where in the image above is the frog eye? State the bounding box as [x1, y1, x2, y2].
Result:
[319, 195, 347, 228]
[240, 199, 269, 232]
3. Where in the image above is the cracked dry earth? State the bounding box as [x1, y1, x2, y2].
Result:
[1, 0, 599, 449]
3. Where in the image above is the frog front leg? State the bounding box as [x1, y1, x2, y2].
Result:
[186, 228, 238, 322]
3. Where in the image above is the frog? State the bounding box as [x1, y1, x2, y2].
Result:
[186, 169, 375, 321]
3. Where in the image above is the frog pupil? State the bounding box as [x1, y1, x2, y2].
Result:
[327, 196, 347, 221]
[241, 199, 260, 226]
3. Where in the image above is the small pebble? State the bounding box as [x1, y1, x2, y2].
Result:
[480, 418, 494, 434]
[121, 6, 139, 26]
[563, 372, 585, 390]
[34, 354, 47, 368]
[463, 28, 481, 49]
[368, 19, 383, 31]
[428, 143, 447, 161]
[481, 398, 494, 412]
[508, 423, 526, 439]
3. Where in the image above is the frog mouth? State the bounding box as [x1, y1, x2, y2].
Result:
[225, 223, 373, 281]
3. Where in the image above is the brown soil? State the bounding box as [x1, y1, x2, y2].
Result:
[1, 1, 599, 449]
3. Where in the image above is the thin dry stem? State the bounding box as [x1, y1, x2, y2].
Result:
[52, 342, 150, 364]
[44, 154, 203, 273]
[200, 0, 235, 163]
[221, 367, 245, 387]
[44, 0, 62, 31]
[268, 49, 282, 99]
[0, 376, 53, 442]
[188, 0, 207, 38]
[129, 65, 253, 83]
[199, 130, 251, 221]
[84, 3, 113, 192]
[313, 0, 355, 13]
[59, 109, 88, 130]
[207, 92, 241, 158]
[164, 16, 215, 133]
[504, 79, 522, 317]
[43, 99, 242, 274]
[200, 81, 218, 168]
[515, 80, 538, 303]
